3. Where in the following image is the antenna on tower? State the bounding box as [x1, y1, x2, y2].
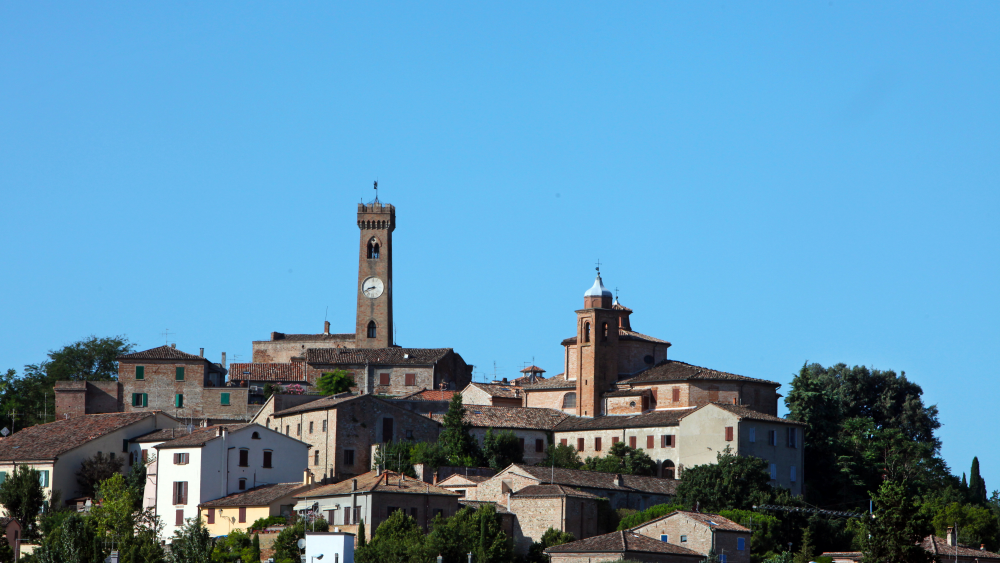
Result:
[324, 306, 328, 322]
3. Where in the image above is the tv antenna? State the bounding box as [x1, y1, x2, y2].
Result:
[161, 329, 174, 345]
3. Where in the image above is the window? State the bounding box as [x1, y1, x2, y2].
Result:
[434, 508, 444, 518]
[790, 465, 797, 483]
[661, 435, 674, 448]
[238, 449, 249, 467]
[220, 392, 230, 406]
[662, 460, 675, 480]
[518, 438, 525, 452]
[725, 426, 734, 441]
[738, 537, 746, 551]
[611, 437, 619, 444]
[768, 430, 777, 446]
[207, 510, 214, 524]
[577, 438, 585, 451]
[263, 450, 273, 468]
[594, 437, 602, 452]
[404, 373, 416, 386]
[410, 507, 417, 518]
[122, 438, 130, 453]
[627, 436, 635, 448]
[173, 453, 190, 465]
[344, 449, 355, 466]
[660, 534, 669, 542]
[379, 373, 391, 386]
[176, 509, 184, 526]
[560, 439, 567, 446]
[285, 425, 290, 435]
[238, 507, 246, 523]
[601, 322, 609, 342]
[584, 322, 591, 343]
[39, 470, 49, 487]
[322, 420, 328, 432]
[672, 388, 680, 402]
[238, 478, 246, 490]
[314, 450, 320, 465]
[344, 506, 352, 524]
[748, 427, 756, 443]
[367, 321, 377, 339]
[132, 393, 148, 407]
[535, 439, 544, 453]
[309, 421, 314, 434]
[0, 472, 7, 485]
[787, 427, 798, 448]
[769, 463, 777, 480]
[252, 431, 261, 439]
[135, 366, 145, 380]
[647, 435, 654, 449]
[176, 367, 185, 381]
[175, 394, 184, 408]
[173, 481, 188, 505]
[297, 424, 301, 436]
[680, 535, 687, 543]
[406, 429, 413, 440]
[367, 238, 380, 259]
[629, 401, 636, 408]
[382, 418, 394, 442]
[562, 392, 576, 409]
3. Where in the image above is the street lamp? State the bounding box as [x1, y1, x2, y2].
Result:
[311, 555, 324, 563]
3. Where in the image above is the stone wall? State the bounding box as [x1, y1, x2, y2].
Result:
[469, 427, 549, 465]
[252, 335, 354, 363]
[631, 513, 750, 563]
[507, 496, 600, 554]
[523, 388, 576, 413]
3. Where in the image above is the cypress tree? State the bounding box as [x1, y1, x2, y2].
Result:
[969, 457, 987, 503]
[358, 520, 366, 547]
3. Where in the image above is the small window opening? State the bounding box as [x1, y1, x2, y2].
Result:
[601, 322, 609, 342]
[584, 322, 591, 343]
[367, 321, 377, 339]
[367, 238, 380, 259]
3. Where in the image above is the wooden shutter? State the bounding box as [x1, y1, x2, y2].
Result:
[221, 393, 230, 406]
[142, 393, 148, 407]
[174, 453, 180, 465]
[560, 438, 567, 446]
[135, 366, 144, 380]
[661, 435, 668, 448]
[405, 373, 415, 386]
[577, 438, 585, 451]
[176, 509, 184, 526]
[379, 373, 391, 385]
[207, 510, 214, 524]
[142, 449, 148, 463]
[725, 427, 734, 441]
[629, 436, 636, 448]
[647, 435, 654, 449]
[612, 436, 619, 444]
[176, 367, 184, 381]
[238, 507, 246, 523]
[672, 388, 680, 402]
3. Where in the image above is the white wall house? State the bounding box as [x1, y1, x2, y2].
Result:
[154, 423, 310, 541]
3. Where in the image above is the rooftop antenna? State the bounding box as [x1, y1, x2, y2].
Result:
[161, 328, 173, 346]
[325, 306, 328, 322]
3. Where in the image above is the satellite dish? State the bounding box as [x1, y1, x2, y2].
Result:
[297, 539, 306, 550]
[0, 427, 9, 437]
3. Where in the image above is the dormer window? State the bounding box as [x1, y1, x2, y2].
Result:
[367, 238, 380, 259]
[367, 321, 377, 339]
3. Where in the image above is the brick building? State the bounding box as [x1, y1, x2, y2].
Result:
[545, 530, 704, 563]
[431, 406, 570, 466]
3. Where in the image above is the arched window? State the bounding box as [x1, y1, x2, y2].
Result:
[601, 322, 609, 342]
[584, 322, 591, 343]
[562, 392, 576, 409]
[251, 431, 260, 440]
[663, 459, 676, 480]
[367, 321, 377, 339]
[367, 238, 380, 259]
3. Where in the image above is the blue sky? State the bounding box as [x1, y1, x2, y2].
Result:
[2, 3, 998, 493]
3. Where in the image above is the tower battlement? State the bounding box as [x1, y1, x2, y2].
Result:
[357, 202, 396, 232]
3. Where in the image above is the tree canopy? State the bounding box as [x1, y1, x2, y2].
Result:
[582, 441, 655, 476]
[317, 369, 354, 395]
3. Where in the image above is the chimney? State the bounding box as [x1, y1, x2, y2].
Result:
[351, 479, 358, 492]
[171, 343, 177, 349]
[947, 527, 957, 547]
[221, 352, 226, 367]
[303, 469, 314, 485]
[324, 321, 331, 335]
[615, 473, 624, 487]
[199, 348, 204, 358]
[376, 466, 383, 476]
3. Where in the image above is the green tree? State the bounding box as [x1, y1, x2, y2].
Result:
[251, 533, 262, 562]
[674, 449, 782, 512]
[719, 509, 784, 563]
[358, 519, 366, 547]
[0, 465, 45, 537]
[969, 457, 988, 505]
[439, 393, 481, 466]
[124, 456, 148, 512]
[537, 442, 583, 470]
[34, 512, 105, 563]
[27, 335, 134, 383]
[371, 440, 416, 477]
[481, 428, 523, 471]
[859, 479, 933, 563]
[317, 370, 354, 395]
[169, 516, 212, 563]
[525, 527, 576, 563]
[355, 510, 426, 563]
[582, 441, 655, 476]
[92, 474, 136, 545]
[792, 527, 814, 563]
[617, 503, 685, 530]
[248, 515, 285, 531]
[77, 451, 124, 498]
[931, 502, 999, 551]
[272, 517, 328, 563]
[410, 441, 449, 472]
[210, 529, 253, 563]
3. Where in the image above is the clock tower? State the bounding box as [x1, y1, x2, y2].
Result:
[355, 198, 395, 348]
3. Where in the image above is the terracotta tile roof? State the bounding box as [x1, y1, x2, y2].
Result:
[155, 424, 252, 449]
[682, 403, 806, 426]
[201, 483, 308, 507]
[266, 333, 355, 342]
[0, 517, 19, 529]
[396, 389, 456, 401]
[618, 360, 780, 386]
[513, 374, 546, 386]
[561, 337, 578, 346]
[512, 484, 602, 499]
[228, 363, 308, 382]
[545, 530, 702, 557]
[271, 393, 362, 417]
[508, 464, 678, 496]
[430, 406, 569, 431]
[306, 347, 452, 366]
[520, 366, 546, 373]
[520, 378, 577, 390]
[0, 412, 157, 461]
[458, 500, 510, 514]
[555, 410, 688, 431]
[618, 329, 670, 345]
[920, 535, 1000, 559]
[132, 427, 193, 443]
[119, 345, 206, 361]
[464, 383, 523, 399]
[634, 510, 749, 533]
[297, 471, 459, 497]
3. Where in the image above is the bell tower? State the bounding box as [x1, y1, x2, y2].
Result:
[355, 188, 395, 348]
[575, 268, 619, 417]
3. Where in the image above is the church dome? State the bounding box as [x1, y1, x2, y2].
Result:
[584, 271, 612, 298]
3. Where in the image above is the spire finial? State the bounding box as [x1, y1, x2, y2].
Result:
[595, 258, 602, 274]
[373, 180, 378, 202]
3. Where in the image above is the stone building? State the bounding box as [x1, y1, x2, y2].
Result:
[461, 382, 525, 407]
[545, 530, 704, 563]
[630, 511, 751, 563]
[255, 394, 442, 483]
[431, 406, 570, 466]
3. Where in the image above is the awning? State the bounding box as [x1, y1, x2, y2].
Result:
[316, 500, 340, 512]
[293, 500, 318, 512]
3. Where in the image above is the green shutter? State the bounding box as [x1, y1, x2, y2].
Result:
[175, 394, 183, 408]
[142, 393, 148, 407]
[0, 472, 6, 485]
[132, 393, 140, 407]
[221, 393, 230, 406]
[135, 366, 144, 380]
[176, 367, 184, 381]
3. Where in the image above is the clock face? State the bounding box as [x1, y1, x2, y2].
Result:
[361, 276, 384, 299]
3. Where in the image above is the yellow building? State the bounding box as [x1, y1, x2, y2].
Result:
[199, 482, 311, 536]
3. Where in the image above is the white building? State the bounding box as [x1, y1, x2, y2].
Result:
[154, 423, 310, 541]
